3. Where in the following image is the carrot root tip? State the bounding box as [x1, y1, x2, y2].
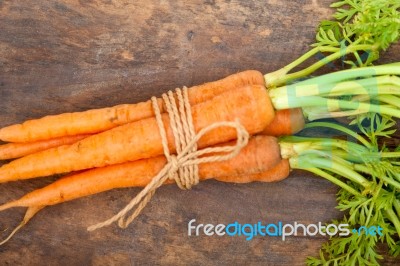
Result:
[0, 221, 25, 246]
[0, 201, 17, 212]
[0, 205, 43, 245]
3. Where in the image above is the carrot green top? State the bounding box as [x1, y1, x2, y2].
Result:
[279, 117, 400, 265]
[264, 0, 400, 88]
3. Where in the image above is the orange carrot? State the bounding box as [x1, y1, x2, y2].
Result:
[261, 108, 305, 136]
[0, 136, 284, 244]
[0, 108, 304, 159]
[215, 159, 290, 183]
[0, 134, 90, 160]
[0, 71, 264, 143]
[0, 135, 282, 210]
[0, 85, 274, 183]
[0, 108, 305, 160]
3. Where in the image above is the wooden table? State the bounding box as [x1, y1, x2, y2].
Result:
[0, 1, 399, 265]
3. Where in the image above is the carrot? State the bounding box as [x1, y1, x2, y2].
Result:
[0, 135, 282, 210]
[0, 108, 304, 159]
[0, 85, 274, 183]
[0, 134, 90, 160]
[215, 159, 290, 183]
[0, 136, 284, 244]
[261, 108, 305, 136]
[0, 70, 264, 143]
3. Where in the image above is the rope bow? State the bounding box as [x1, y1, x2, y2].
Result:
[88, 87, 249, 231]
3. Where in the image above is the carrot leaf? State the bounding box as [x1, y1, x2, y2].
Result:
[283, 120, 400, 265]
[264, 0, 400, 87]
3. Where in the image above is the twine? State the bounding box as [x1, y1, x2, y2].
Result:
[87, 87, 249, 231]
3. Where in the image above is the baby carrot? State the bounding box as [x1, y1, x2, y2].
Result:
[0, 70, 264, 143]
[0, 85, 274, 183]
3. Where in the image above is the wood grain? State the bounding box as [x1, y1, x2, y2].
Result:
[0, 0, 399, 265]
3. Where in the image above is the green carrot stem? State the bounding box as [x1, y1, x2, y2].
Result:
[384, 208, 400, 237]
[263, 46, 341, 87]
[272, 94, 371, 111]
[376, 95, 400, 108]
[393, 200, 400, 219]
[281, 46, 341, 73]
[353, 164, 400, 190]
[365, 199, 375, 227]
[323, 150, 365, 163]
[325, 84, 400, 97]
[267, 44, 379, 86]
[281, 97, 400, 120]
[279, 138, 368, 162]
[303, 107, 372, 122]
[288, 76, 400, 98]
[285, 137, 367, 153]
[269, 75, 400, 103]
[353, 51, 364, 67]
[379, 152, 400, 158]
[290, 155, 370, 188]
[312, 158, 370, 188]
[304, 122, 371, 148]
[288, 157, 361, 196]
[283, 62, 400, 88]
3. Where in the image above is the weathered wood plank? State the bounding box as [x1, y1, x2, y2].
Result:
[0, 0, 399, 265]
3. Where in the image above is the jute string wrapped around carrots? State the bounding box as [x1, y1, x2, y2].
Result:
[87, 87, 250, 231]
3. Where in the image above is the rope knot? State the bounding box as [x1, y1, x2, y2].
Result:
[87, 86, 249, 232]
[167, 155, 179, 181]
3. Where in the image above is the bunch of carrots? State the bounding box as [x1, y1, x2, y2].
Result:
[0, 63, 399, 239]
[0, 69, 307, 241]
[1, 1, 400, 264]
[1, 53, 400, 266]
[1, 50, 400, 264]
